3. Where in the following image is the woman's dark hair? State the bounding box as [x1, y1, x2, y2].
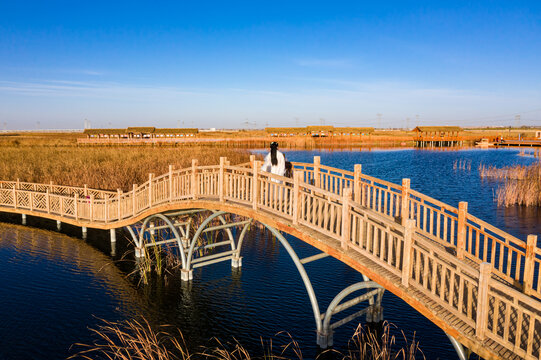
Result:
[270, 142, 278, 166]
[285, 161, 293, 178]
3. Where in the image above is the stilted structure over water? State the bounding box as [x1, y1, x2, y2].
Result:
[413, 126, 464, 147]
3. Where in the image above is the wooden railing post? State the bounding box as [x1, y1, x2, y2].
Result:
[402, 219, 415, 287]
[191, 159, 198, 200]
[13, 187, 17, 209]
[29, 191, 33, 211]
[90, 195, 94, 221]
[523, 235, 538, 295]
[132, 184, 137, 216]
[457, 201, 468, 259]
[117, 189, 122, 220]
[16, 178, 20, 190]
[104, 196, 109, 224]
[401, 179, 410, 226]
[341, 188, 353, 249]
[219, 157, 226, 202]
[250, 154, 256, 167]
[252, 160, 259, 210]
[84, 184, 88, 197]
[148, 173, 154, 207]
[169, 164, 174, 202]
[46, 188, 50, 213]
[353, 164, 362, 203]
[313, 156, 321, 188]
[74, 193, 78, 219]
[476, 262, 492, 340]
[293, 171, 302, 225]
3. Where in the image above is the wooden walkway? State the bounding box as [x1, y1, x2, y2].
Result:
[495, 140, 541, 147]
[0, 156, 540, 360]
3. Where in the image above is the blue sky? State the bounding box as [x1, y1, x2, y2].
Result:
[0, 1, 540, 130]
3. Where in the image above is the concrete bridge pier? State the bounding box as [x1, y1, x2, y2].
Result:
[110, 228, 116, 243]
[110, 241, 116, 257]
[81, 226, 87, 239]
[21, 214, 26, 225]
[181, 269, 193, 281]
[365, 303, 384, 324]
[134, 246, 145, 258]
[56, 220, 61, 231]
[231, 255, 242, 268]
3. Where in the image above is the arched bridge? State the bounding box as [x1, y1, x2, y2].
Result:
[0, 156, 539, 360]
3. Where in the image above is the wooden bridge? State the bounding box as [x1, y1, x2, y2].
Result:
[0, 156, 540, 360]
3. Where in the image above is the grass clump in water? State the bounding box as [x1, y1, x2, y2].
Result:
[479, 162, 541, 206]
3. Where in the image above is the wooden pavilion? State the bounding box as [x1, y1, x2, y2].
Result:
[413, 126, 463, 147]
[84, 127, 199, 140]
[265, 126, 374, 137]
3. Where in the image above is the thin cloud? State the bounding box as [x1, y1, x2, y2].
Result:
[295, 58, 353, 68]
[0, 80, 208, 99]
[1, 66, 106, 76]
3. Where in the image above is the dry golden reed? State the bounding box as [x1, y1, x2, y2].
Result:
[69, 318, 424, 360]
[0, 146, 253, 192]
[479, 162, 541, 206]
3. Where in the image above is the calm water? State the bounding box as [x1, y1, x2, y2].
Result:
[0, 148, 540, 360]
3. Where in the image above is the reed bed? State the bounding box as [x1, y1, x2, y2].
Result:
[344, 323, 423, 360]
[479, 163, 541, 206]
[70, 318, 424, 360]
[0, 146, 252, 191]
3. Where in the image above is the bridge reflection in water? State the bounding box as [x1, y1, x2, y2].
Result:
[0, 155, 539, 360]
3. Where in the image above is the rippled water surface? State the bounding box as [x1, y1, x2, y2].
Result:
[0, 148, 539, 360]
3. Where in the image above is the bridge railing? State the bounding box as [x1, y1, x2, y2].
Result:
[292, 158, 540, 302]
[0, 180, 116, 200]
[224, 165, 253, 206]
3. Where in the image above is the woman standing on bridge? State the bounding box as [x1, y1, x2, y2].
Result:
[261, 141, 286, 177]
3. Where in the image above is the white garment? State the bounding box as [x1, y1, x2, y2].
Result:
[261, 150, 286, 176]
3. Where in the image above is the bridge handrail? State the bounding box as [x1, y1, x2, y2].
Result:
[292, 159, 540, 301]
[0, 180, 116, 199]
[1, 157, 540, 359]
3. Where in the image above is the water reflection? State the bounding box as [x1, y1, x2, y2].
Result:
[497, 206, 541, 240]
[0, 223, 144, 359]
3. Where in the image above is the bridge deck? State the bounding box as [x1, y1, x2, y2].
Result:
[0, 157, 539, 360]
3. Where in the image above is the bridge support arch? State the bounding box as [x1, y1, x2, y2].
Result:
[125, 209, 386, 348]
[446, 334, 469, 360]
[317, 281, 385, 348]
[125, 209, 251, 281]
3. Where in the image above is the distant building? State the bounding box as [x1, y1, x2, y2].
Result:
[83, 127, 199, 139]
[264, 126, 374, 137]
[412, 126, 463, 147]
